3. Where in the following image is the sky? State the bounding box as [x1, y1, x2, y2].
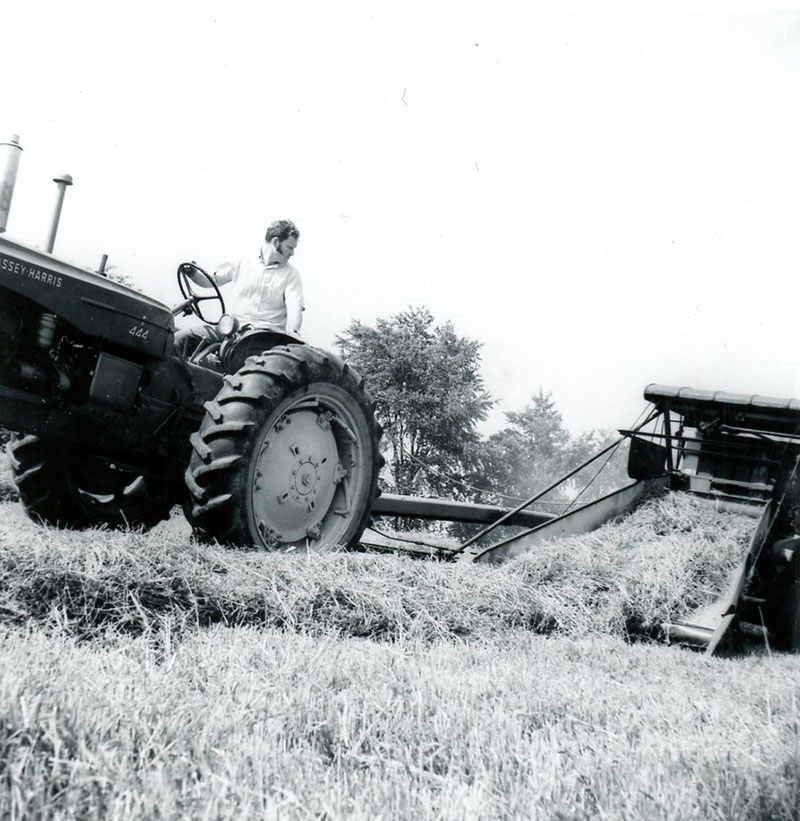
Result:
[1, 1, 799, 435]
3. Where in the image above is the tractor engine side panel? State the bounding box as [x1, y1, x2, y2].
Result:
[0, 286, 223, 473]
[0, 237, 174, 359]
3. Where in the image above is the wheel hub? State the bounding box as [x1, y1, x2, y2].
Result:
[294, 461, 319, 497]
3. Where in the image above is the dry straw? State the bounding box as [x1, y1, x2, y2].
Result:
[0, 492, 754, 644]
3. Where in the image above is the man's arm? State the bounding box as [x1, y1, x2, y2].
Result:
[284, 270, 305, 335]
[183, 261, 236, 287]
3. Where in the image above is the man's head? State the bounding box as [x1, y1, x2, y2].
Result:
[265, 219, 300, 263]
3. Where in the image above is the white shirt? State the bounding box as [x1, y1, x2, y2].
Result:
[213, 242, 305, 333]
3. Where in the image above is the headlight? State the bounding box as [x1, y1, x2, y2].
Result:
[217, 314, 238, 336]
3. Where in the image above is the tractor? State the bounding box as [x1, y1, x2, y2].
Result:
[0, 234, 382, 550]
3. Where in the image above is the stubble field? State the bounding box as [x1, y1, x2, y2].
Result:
[1, 491, 799, 820]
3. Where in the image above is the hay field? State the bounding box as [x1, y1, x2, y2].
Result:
[1, 492, 799, 820]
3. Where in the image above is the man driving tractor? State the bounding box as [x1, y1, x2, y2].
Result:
[175, 219, 304, 358]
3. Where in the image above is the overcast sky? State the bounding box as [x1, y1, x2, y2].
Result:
[2, 1, 799, 434]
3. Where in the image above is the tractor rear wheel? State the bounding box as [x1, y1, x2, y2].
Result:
[8, 435, 174, 530]
[184, 345, 381, 550]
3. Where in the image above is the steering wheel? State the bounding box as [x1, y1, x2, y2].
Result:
[176, 261, 226, 324]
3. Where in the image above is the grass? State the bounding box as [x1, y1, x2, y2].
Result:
[2, 625, 800, 820]
[1, 490, 795, 820]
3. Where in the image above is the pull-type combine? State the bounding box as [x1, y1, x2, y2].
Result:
[1, 230, 798, 655]
[429, 384, 799, 656]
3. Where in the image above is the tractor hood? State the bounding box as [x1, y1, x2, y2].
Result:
[0, 235, 174, 358]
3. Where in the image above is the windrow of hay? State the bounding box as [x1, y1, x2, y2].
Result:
[510, 490, 755, 635]
[0, 492, 755, 643]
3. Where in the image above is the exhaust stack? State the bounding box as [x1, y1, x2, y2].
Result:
[44, 173, 73, 253]
[0, 134, 23, 233]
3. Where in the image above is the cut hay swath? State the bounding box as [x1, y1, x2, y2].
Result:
[0, 492, 754, 645]
[509, 491, 754, 637]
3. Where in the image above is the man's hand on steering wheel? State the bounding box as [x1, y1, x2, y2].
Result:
[176, 261, 226, 324]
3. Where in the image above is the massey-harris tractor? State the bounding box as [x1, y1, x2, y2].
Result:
[0, 234, 382, 549]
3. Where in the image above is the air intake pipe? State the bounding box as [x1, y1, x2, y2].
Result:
[0, 134, 23, 233]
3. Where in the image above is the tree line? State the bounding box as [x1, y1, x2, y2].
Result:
[338, 307, 630, 527]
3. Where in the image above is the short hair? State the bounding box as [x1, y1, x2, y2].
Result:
[265, 219, 300, 244]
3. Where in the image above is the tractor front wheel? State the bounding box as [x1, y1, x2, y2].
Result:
[8, 435, 174, 530]
[184, 345, 381, 550]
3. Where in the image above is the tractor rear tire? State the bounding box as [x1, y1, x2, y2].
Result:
[184, 345, 382, 550]
[8, 435, 174, 530]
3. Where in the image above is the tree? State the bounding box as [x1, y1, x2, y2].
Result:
[566, 426, 631, 502]
[471, 391, 630, 511]
[472, 390, 573, 508]
[336, 307, 494, 500]
[104, 263, 139, 291]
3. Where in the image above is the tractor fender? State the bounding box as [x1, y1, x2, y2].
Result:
[220, 326, 304, 374]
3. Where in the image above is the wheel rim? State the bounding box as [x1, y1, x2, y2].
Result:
[246, 384, 371, 549]
[64, 458, 145, 510]
[73, 475, 148, 512]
